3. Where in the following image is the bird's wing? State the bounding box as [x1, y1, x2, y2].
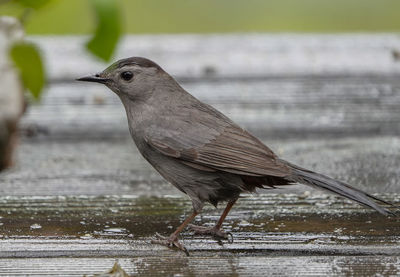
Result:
[145, 113, 290, 177]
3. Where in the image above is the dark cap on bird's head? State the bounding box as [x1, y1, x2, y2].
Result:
[76, 57, 162, 83]
[115, 57, 162, 70]
[76, 57, 170, 100]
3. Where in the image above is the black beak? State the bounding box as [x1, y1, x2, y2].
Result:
[76, 73, 110, 84]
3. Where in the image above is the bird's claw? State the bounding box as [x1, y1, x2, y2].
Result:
[188, 224, 234, 243]
[226, 232, 233, 243]
[151, 233, 190, 256]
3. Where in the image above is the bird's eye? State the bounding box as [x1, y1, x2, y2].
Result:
[120, 71, 133, 81]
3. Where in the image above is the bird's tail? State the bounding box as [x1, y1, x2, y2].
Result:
[284, 161, 395, 216]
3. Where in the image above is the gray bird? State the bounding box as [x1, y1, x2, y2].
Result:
[77, 57, 393, 254]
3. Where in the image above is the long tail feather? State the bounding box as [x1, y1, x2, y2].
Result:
[285, 162, 395, 216]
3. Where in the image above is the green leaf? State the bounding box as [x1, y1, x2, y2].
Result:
[86, 0, 121, 62]
[9, 41, 45, 100]
[14, 0, 53, 9]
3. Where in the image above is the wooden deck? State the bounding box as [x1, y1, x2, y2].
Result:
[0, 34, 399, 276]
[0, 195, 399, 276]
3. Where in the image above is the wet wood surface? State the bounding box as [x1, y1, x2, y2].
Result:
[0, 195, 399, 276]
[1, 34, 400, 276]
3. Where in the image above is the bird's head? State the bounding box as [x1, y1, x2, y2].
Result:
[77, 57, 168, 101]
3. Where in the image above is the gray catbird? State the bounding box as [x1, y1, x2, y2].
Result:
[78, 57, 394, 253]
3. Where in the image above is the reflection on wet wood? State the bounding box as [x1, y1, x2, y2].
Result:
[0, 195, 399, 248]
[0, 195, 399, 275]
[0, 256, 399, 276]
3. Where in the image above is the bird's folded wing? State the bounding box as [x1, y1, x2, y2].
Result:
[145, 125, 290, 177]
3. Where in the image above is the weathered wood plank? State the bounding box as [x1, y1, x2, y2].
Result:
[0, 256, 398, 276]
[1, 136, 399, 196]
[0, 195, 398, 276]
[30, 34, 400, 80]
[20, 36, 400, 140]
[0, 194, 399, 252]
[20, 75, 400, 140]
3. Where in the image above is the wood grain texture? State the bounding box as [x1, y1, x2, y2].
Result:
[0, 195, 399, 276]
[20, 75, 400, 140]
[31, 34, 400, 80]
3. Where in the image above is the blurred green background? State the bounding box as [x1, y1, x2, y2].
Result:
[1, 0, 400, 34]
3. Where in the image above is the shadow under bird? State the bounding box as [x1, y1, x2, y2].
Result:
[77, 57, 395, 254]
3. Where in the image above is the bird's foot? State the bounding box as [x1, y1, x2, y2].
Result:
[188, 224, 233, 242]
[150, 232, 189, 256]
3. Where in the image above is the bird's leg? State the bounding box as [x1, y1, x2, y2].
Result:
[151, 211, 198, 255]
[189, 199, 237, 240]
